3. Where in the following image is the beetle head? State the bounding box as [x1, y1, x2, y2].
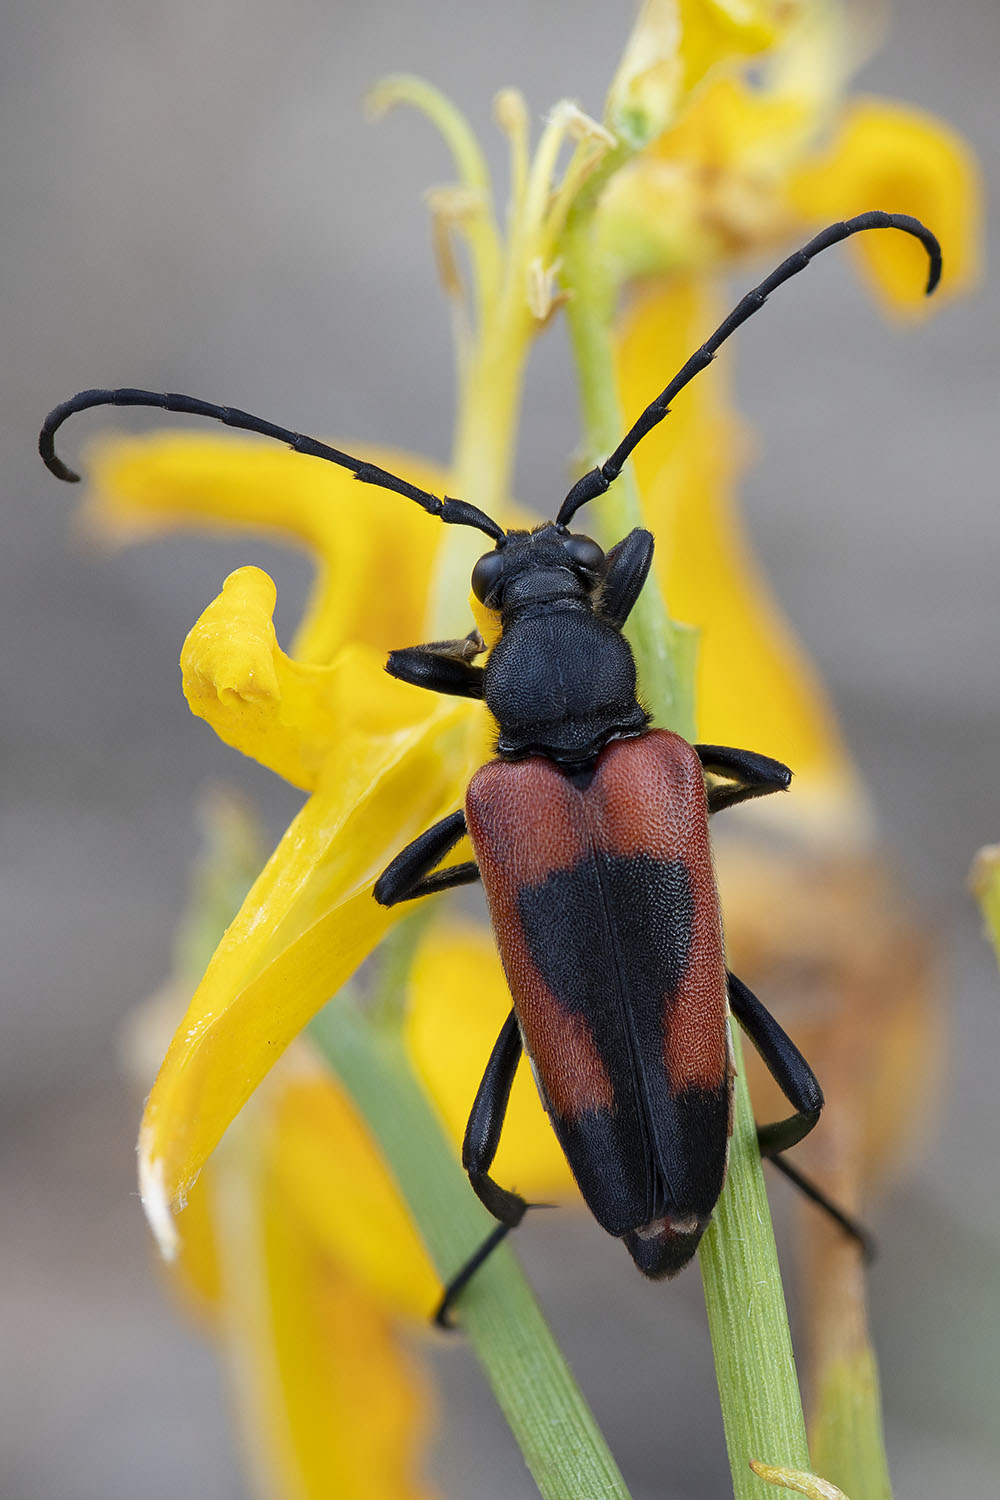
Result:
[471, 523, 605, 611]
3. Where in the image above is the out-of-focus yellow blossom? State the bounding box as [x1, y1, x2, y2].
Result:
[207, 1094, 438, 1500]
[606, 0, 803, 149]
[614, 273, 867, 837]
[787, 97, 981, 316]
[407, 921, 575, 1201]
[596, 15, 980, 314]
[121, 801, 439, 1500]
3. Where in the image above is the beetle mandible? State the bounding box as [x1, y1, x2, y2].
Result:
[41, 210, 940, 1318]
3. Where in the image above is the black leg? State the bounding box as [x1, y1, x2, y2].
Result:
[462, 1010, 528, 1225]
[435, 1011, 528, 1328]
[727, 970, 822, 1154]
[695, 744, 792, 813]
[387, 632, 485, 699]
[373, 810, 480, 906]
[728, 971, 873, 1256]
[767, 1155, 877, 1263]
[599, 528, 655, 629]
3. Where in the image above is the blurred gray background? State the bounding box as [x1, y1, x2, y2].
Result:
[3, 1, 998, 1496]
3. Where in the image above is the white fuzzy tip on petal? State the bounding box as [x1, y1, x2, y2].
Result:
[138, 1141, 180, 1261]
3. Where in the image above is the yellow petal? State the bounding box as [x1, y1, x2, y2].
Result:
[156, 1170, 224, 1321]
[212, 1114, 435, 1500]
[673, 0, 800, 107]
[83, 432, 447, 661]
[266, 1060, 440, 1320]
[406, 920, 576, 1201]
[788, 98, 982, 314]
[139, 694, 482, 1255]
[607, 0, 799, 149]
[615, 276, 867, 835]
[181, 566, 437, 791]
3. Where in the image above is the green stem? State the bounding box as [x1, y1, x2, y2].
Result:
[561, 214, 813, 1497]
[700, 1026, 811, 1498]
[310, 999, 633, 1500]
[561, 215, 697, 741]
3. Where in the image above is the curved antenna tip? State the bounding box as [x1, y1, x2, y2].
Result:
[39, 408, 82, 482]
[890, 211, 942, 296]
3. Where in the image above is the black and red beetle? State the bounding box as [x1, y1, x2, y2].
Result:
[40, 211, 940, 1313]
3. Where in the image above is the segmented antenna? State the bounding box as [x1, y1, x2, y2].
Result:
[39, 387, 505, 542]
[557, 211, 942, 527]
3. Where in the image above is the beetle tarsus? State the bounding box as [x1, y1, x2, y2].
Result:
[766, 1152, 878, 1264]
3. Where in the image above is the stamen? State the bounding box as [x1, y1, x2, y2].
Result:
[526, 256, 568, 324]
[427, 186, 490, 301]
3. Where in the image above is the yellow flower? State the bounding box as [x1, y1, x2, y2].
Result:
[196, 1089, 439, 1500]
[787, 97, 981, 316]
[136, 540, 485, 1254]
[606, 0, 803, 149]
[83, 438, 490, 1257]
[596, 12, 980, 313]
[614, 273, 868, 839]
[121, 795, 440, 1499]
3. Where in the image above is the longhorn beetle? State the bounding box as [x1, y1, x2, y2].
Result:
[41, 210, 939, 1321]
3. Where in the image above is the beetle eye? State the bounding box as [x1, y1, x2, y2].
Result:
[471, 549, 505, 604]
[561, 532, 605, 573]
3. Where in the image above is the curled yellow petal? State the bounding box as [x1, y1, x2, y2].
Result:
[181, 566, 435, 790]
[788, 98, 982, 314]
[139, 694, 481, 1256]
[82, 432, 446, 661]
[749, 1459, 848, 1500]
[615, 276, 867, 836]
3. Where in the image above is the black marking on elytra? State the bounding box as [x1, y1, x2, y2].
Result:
[517, 854, 695, 1024]
[515, 853, 728, 1248]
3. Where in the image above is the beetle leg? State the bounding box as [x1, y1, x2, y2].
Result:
[727, 970, 874, 1256]
[462, 1008, 527, 1225]
[373, 810, 480, 905]
[598, 528, 655, 629]
[387, 631, 485, 699]
[727, 970, 823, 1152]
[695, 744, 792, 813]
[767, 1154, 876, 1262]
[435, 1010, 527, 1328]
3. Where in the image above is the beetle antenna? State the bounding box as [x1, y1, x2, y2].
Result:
[39, 387, 506, 542]
[557, 210, 942, 526]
